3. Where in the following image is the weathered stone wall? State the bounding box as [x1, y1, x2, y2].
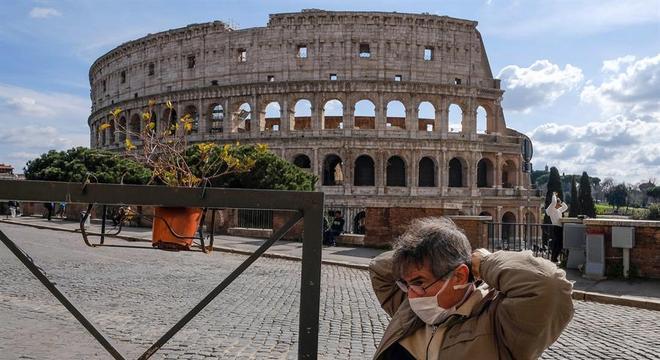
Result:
[88, 9, 543, 224]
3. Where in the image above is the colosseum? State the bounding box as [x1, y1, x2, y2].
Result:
[88, 9, 543, 244]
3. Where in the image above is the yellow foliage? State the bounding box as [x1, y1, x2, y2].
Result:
[148, 122, 156, 130]
[184, 122, 193, 132]
[148, 99, 157, 107]
[99, 123, 111, 130]
[109, 107, 122, 118]
[142, 112, 152, 121]
[165, 100, 174, 109]
[124, 138, 136, 151]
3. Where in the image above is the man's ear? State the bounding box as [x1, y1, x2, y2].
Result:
[455, 264, 470, 284]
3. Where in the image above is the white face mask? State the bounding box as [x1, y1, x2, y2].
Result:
[408, 275, 473, 325]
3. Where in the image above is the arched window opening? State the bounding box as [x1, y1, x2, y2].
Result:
[117, 116, 127, 143]
[293, 154, 311, 169]
[386, 100, 406, 129]
[323, 154, 343, 186]
[236, 102, 251, 132]
[502, 160, 517, 188]
[210, 104, 224, 133]
[183, 105, 199, 133]
[322, 99, 344, 129]
[477, 106, 488, 134]
[386, 156, 406, 187]
[448, 104, 463, 133]
[418, 157, 436, 187]
[293, 99, 312, 130]
[264, 102, 281, 131]
[354, 155, 375, 186]
[502, 212, 517, 245]
[418, 101, 435, 131]
[448, 158, 464, 187]
[354, 99, 375, 129]
[477, 158, 494, 188]
[129, 114, 141, 140]
[162, 108, 177, 135]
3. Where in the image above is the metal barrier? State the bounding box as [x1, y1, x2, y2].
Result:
[324, 206, 366, 234]
[237, 208, 273, 229]
[0, 179, 324, 359]
[486, 222, 556, 259]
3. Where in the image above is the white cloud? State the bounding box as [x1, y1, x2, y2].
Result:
[0, 83, 91, 173]
[498, 60, 583, 113]
[530, 114, 660, 183]
[581, 53, 660, 117]
[29, 7, 62, 19]
[0, 83, 89, 119]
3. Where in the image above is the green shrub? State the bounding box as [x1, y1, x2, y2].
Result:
[647, 203, 660, 220]
[187, 144, 317, 191]
[24, 147, 151, 184]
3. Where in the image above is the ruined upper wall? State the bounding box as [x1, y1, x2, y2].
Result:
[89, 10, 498, 112]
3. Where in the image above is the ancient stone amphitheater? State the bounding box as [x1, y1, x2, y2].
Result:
[89, 9, 543, 239]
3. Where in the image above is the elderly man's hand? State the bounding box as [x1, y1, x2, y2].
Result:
[471, 248, 491, 279]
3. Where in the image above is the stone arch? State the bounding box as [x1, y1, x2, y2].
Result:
[448, 103, 463, 133]
[209, 103, 224, 133]
[354, 99, 376, 130]
[117, 116, 127, 143]
[322, 99, 344, 129]
[264, 101, 281, 131]
[477, 158, 495, 188]
[476, 105, 488, 134]
[108, 116, 116, 145]
[129, 113, 141, 140]
[502, 159, 517, 188]
[385, 100, 406, 129]
[235, 102, 252, 132]
[386, 155, 406, 187]
[502, 211, 517, 244]
[418, 101, 435, 131]
[182, 104, 199, 133]
[293, 99, 312, 130]
[322, 154, 343, 186]
[418, 156, 436, 187]
[162, 107, 177, 135]
[354, 155, 375, 186]
[448, 157, 467, 187]
[293, 154, 311, 169]
[525, 211, 536, 224]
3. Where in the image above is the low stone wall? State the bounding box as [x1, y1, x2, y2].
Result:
[583, 219, 660, 279]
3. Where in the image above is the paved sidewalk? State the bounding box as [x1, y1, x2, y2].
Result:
[2, 215, 659, 310]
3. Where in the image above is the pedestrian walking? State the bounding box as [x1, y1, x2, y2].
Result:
[546, 192, 568, 263]
[44, 202, 54, 221]
[369, 217, 573, 359]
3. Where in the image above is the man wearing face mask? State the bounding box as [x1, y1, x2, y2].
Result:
[369, 217, 574, 359]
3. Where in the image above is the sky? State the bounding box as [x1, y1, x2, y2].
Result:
[0, 0, 658, 184]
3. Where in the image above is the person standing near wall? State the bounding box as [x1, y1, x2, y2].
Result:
[546, 193, 568, 263]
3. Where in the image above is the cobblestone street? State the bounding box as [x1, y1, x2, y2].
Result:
[1, 224, 659, 359]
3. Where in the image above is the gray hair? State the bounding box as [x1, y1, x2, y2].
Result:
[392, 217, 472, 280]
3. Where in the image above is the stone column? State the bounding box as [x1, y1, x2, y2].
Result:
[375, 93, 384, 130]
[405, 99, 416, 132]
[439, 98, 448, 137]
[440, 148, 447, 195]
[345, 105, 355, 130]
[311, 95, 321, 131]
[222, 98, 230, 135]
[251, 94, 260, 135]
[410, 151, 418, 188]
[280, 98, 291, 135]
[495, 152, 503, 188]
[197, 98, 205, 133]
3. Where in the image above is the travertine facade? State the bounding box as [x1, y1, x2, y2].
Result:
[88, 9, 543, 228]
